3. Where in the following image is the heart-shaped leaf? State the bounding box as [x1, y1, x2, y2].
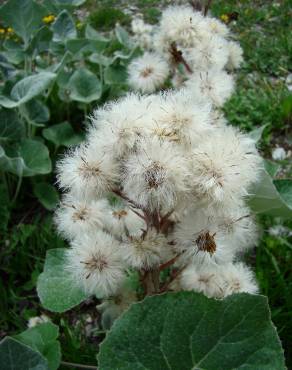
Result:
[0, 109, 25, 144]
[0, 139, 51, 177]
[37, 248, 90, 312]
[274, 179, 292, 208]
[68, 68, 102, 103]
[52, 10, 77, 42]
[0, 337, 48, 370]
[0, 72, 56, 108]
[33, 183, 59, 211]
[0, 0, 47, 46]
[115, 25, 133, 49]
[99, 292, 285, 370]
[23, 99, 50, 124]
[14, 322, 61, 370]
[43, 121, 84, 147]
[104, 65, 127, 85]
[248, 170, 292, 218]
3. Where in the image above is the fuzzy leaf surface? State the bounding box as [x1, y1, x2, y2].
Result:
[0, 336, 48, 370]
[249, 170, 292, 218]
[37, 248, 89, 312]
[14, 322, 61, 370]
[98, 292, 285, 370]
[0, 72, 56, 108]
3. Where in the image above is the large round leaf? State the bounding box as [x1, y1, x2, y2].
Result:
[0, 0, 46, 46]
[68, 68, 102, 103]
[98, 292, 285, 370]
[23, 99, 50, 124]
[248, 170, 292, 218]
[0, 139, 51, 177]
[42, 121, 84, 147]
[37, 248, 90, 312]
[0, 72, 56, 108]
[0, 337, 48, 370]
[0, 109, 25, 144]
[14, 322, 61, 370]
[52, 10, 77, 42]
[33, 183, 59, 211]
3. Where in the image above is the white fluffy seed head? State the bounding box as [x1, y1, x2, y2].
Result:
[189, 126, 262, 205]
[187, 35, 229, 72]
[226, 41, 244, 70]
[151, 89, 213, 147]
[66, 232, 126, 298]
[122, 137, 191, 211]
[128, 52, 170, 93]
[180, 264, 225, 298]
[56, 143, 119, 199]
[89, 93, 153, 158]
[155, 6, 205, 51]
[122, 229, 171, 269]
[55, 194, 109, 241]
[186, 70, 235, 107]
[180, 262, 258, 298]
[221, 262, 258, 296]
[102, 201, 145, 238]
[173, 209, 236, 267]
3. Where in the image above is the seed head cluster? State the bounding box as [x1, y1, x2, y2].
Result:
[56, 5, 261, 307]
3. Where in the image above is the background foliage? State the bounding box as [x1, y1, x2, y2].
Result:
[0, 0, 291, 368]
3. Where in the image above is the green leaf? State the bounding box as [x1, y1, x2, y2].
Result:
[88, 53, 113, 66]
[14, 322, 61, 370]
[43, 121, 84, 147]
[115, 25, 132, 49]
[56, 0, 86, 5]
[264, 159, 280, 177]
[99, 292, 285, 370]
[19, 139, 52, 176]
[248, 170, 292, 218]
[104, 65, 127, 85]
[248, 124, 267, 143]
[0, 109, 25, 144]
[0, 139, 51, 177]
[274, 179, 292, 207]
[34, 183, 59, 211]
[0, 336, 48, 370]
[37, 248, 90, 312]
[68, 68, 102, 103]
[52, 10, 77, 42]
[23, 99, 50, 124]
[0, 72, 56, 108]
[0, 0, 46, 46]
[85, 24, 110, 42]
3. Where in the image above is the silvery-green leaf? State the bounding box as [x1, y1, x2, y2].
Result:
[0, 139, 51, 177]
[0, 109, 25, 144]
[14, 322, 61, 370]
[37, 248, 90, 312]
[0, 336, 48, 370]
[43, 121, 84, 147]
[33, 183, 59, 211]
[0, 0, 46, 46]
[248, 170, 292, 218]
[0, 72, 56, 108]
[68, 68, 102, 103]
[99, 292, 285, 370]
[52, 10, 77, 42]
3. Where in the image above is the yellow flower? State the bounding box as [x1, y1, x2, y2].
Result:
[0, 28, 5, 35]
[6, 27, 14, 34]
[76, 22, 83, 29]
[42, 14, 55, 24]
[220, 14, 229, 24]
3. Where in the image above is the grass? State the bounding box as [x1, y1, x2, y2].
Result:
[0, 0, 291, 368]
